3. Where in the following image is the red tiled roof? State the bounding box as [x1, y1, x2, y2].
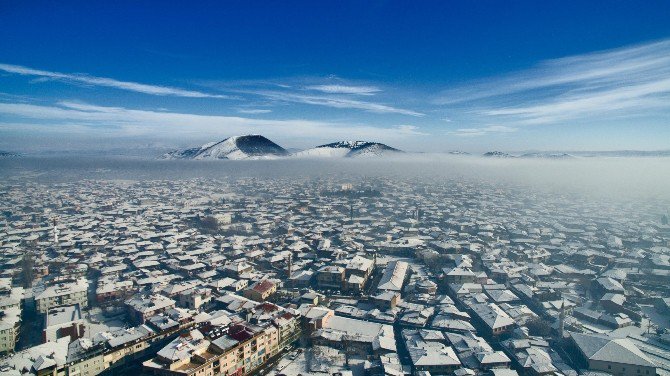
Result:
[253, 280, 275, 293]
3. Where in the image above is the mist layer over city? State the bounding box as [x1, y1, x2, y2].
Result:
[2, 2, 670, 376]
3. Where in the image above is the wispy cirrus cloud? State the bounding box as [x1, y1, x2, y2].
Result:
[448, 125, 517, 137]
[199, 76, 423, 116]
[253, 90, 424, 116]
[0, 100, 423, 143]
[435, 38, 670, 125]
[0, 63, 231, 99]
[237, 108, 273, 114]
[394, 125, 429, 135]
[305, 84, 381, 95]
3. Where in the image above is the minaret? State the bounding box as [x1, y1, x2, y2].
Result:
[287, 253, 292, 278]
[52, 217, 60, 244]
[558, 299, 566, 338]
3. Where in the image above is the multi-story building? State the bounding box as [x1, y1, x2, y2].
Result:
[0, 307, 21, 354]
[34, 279, 88, 313]
[125, 294, 176, 324]
[0, 281, 23, 353]
[178, 287, 212, 310]
[42, 304, 83, 343]
[143, 316, 299, 376]
[344, 255, 374, 292]
[243, 280, 276, 302]
[316, 265, 345, 290]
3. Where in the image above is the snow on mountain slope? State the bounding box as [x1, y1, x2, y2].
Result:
[294, 147, 351, 158]
[483, 151, 515, 158]
[162, 135, 288, 160]
[294, 141, 402, 158]
[519, 152, 576, 159]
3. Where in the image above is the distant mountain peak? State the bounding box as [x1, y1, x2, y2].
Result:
[483, 151, 515, 158]
[519, 152, 575, 159]
[296, 140, 402, 158]
[0, 151, 21, 157]
[162, 134, 288, 160]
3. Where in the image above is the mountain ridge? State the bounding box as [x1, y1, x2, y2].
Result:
[164, 136, 402, 160]
[294, 140, 402, 158]
[162, 135, 288, 160]
[158, 135, 670, 160]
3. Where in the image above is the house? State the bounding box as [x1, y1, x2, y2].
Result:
[376, 260, 409, 293]
[372, 291, 400, 310]
[344, 255, 374, 292]
[469, 303, 515, 337]
[243, 279, 277, 302]
[403, 329, 462, 375]
[570, 332, 657, 376]
[443, 267, 478, 284]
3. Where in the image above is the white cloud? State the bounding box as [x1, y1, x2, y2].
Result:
[237, 108, 272, 114]
[305, 84, 381, 95]
[0, 63, 230, 99]
[0, 101, 425, 142]
[483, 78, 670, 124]
[448, 125, 517, 137]
[394, 125, 429, 135]
[254, 90, 424, 116]
[435, 39, 670, 125]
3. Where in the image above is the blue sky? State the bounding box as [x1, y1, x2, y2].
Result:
[1, 1, 669, 152]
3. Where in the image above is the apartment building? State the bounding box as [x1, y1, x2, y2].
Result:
[143, 318, 298, 376]
[34, 279, 88, 314]
[0, 281, 23, 353]
[126, 294, 177, 324]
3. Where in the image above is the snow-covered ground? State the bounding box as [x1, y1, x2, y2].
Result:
[266, 346, 364, 376]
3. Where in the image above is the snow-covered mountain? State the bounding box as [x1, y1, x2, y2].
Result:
[483, 151, 515, 158]
[519, 152, 575, 159]
[162, 135, 288, 160]
[294, 141, 402, 158]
